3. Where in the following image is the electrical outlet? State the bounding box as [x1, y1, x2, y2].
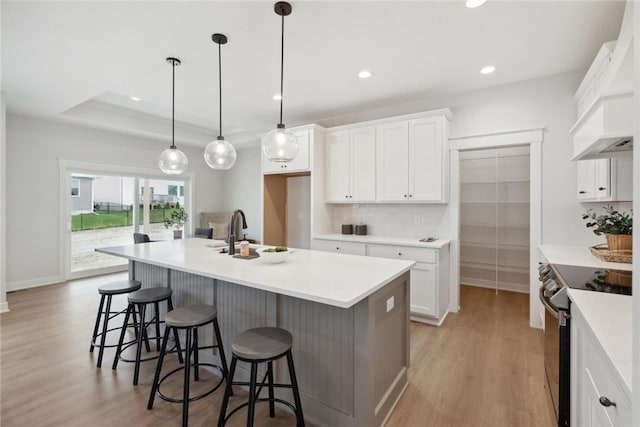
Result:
[386, 296, 395, 312]
[413, 215, 420, 225]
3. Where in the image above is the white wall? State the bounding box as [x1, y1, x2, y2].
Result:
[220, 146, 262, 241]
[5, 114, 225, 289]
[0, 92, 7, 312]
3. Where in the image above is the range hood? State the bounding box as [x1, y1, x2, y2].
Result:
[570, 91, 633, 160]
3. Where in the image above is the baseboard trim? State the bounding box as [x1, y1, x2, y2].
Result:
[0, 301, 9, 313]
[7, 275, 62, 292]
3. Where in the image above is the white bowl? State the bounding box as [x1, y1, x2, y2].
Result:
[258, 248, 289, 264]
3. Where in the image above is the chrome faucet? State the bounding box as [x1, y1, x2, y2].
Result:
[228, 209, 247, 255]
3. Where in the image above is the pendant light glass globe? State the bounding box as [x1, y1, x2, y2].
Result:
[204, 137, 237, 170]
[262, 125, 298, 162]
[159, 147, 188, 174]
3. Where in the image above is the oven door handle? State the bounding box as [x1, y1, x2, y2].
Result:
[539, 286, 559, 319]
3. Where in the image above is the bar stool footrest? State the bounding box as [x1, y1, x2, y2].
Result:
[156, 363, 226, 403]
[222, 398, 298, 424]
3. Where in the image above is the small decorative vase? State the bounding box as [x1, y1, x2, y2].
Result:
[605, 233, 632, 252]
[173, 230, 183, 240]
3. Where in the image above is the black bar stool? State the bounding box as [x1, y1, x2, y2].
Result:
[112, 287, 182, 385]
[147, 304, 229, 427]
[89, 280, 142, 368]
[217, 327, 305, 427]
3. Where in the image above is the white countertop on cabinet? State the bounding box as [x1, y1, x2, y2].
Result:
[314, 234, 451, 249]
[539, 244, 632, 271]
[97, 238, 414, 309]
[568, 289, 632, 394]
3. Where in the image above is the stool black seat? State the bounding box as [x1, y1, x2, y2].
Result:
[217, 327, 305, 427]
[113, 286, 182, 385]
[89, 279, 142, 368]
[148, 304, 229, 427]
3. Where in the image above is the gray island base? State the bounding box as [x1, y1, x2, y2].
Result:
[98, 239, 413, 426]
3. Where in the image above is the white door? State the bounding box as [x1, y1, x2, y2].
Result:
[409, 265, 437, 317]
[409, 117, 443, 201]
[593, 159, 611, 199]
[577, 160, 596, 200]
[326, 130, 350, 202]
[349, 127, 376, 202]
[377, 121, 409, 201]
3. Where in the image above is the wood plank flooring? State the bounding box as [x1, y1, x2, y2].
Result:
[1, 274, 554, 427]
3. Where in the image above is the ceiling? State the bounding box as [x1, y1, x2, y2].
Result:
[1, 1, 626, 149]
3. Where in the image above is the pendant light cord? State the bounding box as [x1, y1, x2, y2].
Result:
[279, 11, 285, 126]
[218, 41, 223, 139]
[171, 59, 176, 149]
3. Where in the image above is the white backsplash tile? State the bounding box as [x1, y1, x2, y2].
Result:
[331, 204, 451, 239]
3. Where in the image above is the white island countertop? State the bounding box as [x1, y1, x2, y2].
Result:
[539, 244, 632, 271]
[568, 289, 632, 395]
[314, 233, 451, 249]
[97, 238, 415, 309]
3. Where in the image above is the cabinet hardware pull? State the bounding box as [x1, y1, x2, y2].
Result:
[578, 191, 586, 194]
[398, 252, 402, 256]
[409, 194, 413, 198]
[336, 247, 340, 250]
[403, 194, 407, 198]
[599, 396, 616, 407]
[598, 187, 606, 191]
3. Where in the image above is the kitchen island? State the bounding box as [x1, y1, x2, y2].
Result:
[98, 238, 415, 427]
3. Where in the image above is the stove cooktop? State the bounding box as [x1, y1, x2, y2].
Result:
[551, 264, 632, 296]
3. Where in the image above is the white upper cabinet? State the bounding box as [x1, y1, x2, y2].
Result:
[377, 115, 448, 203]
[262, 129, 310, 174]
[576, 157, 632, 202]
[325, 127, 376, 202]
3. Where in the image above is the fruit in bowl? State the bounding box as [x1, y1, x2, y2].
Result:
[258, 246, 289, 264]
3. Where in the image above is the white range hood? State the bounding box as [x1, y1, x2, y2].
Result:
[570, 1, 634, 161]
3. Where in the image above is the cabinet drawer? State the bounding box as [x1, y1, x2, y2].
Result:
[367, 244, 436, 263]
[584, 343, 631, 427]
[311, 239, 366, 256]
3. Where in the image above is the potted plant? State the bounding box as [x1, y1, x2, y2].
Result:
[582, 205, 632, 251]
[164, 209, 188, 239]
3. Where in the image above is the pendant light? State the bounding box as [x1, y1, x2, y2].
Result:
[204, 33, 237, 170]
[262, 1, 298, 163]
[158, 57, 188, 175]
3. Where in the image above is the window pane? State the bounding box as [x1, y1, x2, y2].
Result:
[168, 185, 177, 196]
[71, 179, 79, 196]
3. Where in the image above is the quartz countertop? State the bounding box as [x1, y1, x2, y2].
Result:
[568, 289, 632, 395]
[97, 238, 414, 309]
[314, 234, 451, 249]
[539, 244, 632, 271]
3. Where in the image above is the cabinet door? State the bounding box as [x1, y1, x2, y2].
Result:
[576, 160, 596, 200]
[325, 131, 351, 202]
[262, 130, 310, 174]
[593, 159, 611, 199]
[409, 117, 443, 201]
[377, 121, 409, 201]
[409, 264, 437, 317]
[349, 127, 376, 202]
[584, 369, 614, 427]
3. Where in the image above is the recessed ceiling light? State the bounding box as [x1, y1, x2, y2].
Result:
[466, 0, 487, 8]
[358, 70, 372, 79]
[130, 96, 142, 102]
[272, 94, 282, 100]
[480, 65, 496, 74]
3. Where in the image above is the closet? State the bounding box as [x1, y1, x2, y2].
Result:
[459, 146, 530, 293]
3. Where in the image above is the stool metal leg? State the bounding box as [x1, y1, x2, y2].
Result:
[90, 294, 106, 353]
[286, 350, 305, 427]
[213, 319, 229, 379]
[193, 328, 200, 382]
[267, 361, 275, 417]
[182, 328, 192, 427]
[154, 301, 162, 350]
[96, 294, 113, 368]
[217, 356, 238, 427]
[247, 362, 258, 427]
[133, 303, 147, 385]
[147, 326, 171, 410]
[167, 298, 184, 364]
[112, 303, 133, 370]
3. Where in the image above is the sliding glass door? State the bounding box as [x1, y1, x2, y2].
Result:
[68, 171, 187, 277]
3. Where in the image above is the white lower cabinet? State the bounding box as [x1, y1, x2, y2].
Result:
[310, 239, 366, 256]
[571, 303, 631, 427]
[312, 238, 450, 325]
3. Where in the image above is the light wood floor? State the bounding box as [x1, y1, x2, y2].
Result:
[1, 274, 554, 427]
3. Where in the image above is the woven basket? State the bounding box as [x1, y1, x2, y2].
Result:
[590, 244, 632, 264]
[605, 233, 632, 251]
